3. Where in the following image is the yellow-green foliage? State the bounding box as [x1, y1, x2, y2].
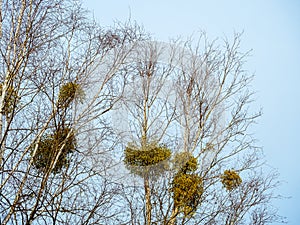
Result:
[124, 143, 171, 177]
[171, 172, 203, 216]
[124, 144, 171, 167]
[221, 169, 242, 191]
[32, 127, 76, 174]
[171, 152, 202, 216]
[0, 83, 19, 115]
[58, 82, 84, 108]
[173, 152, 198, 173]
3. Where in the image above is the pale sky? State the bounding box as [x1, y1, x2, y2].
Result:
[83, 1, 300, 224]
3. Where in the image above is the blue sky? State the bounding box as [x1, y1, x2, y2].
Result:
[83, 1, 300, 224]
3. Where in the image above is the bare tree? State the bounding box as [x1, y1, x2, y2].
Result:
[119, 41, 178, 225]
[120, 34, 283, 225]
[0, 0, 283, 224]
[0, 0, 144, 224]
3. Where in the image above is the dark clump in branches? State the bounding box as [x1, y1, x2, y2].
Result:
[124, 143, 171, 177]
[32, 127, 76, 174]
[171, 152, 203, 217]
[172, 172, 203, 216]
[58, 82, 84, 109]
[31, 81, 83, 174]
[221, 169, 242, 191]
[124, 144, 171, 166]
[173, 151, 198, 173]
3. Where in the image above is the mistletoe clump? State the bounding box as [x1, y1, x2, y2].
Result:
[171, 152, 203, 216]
[32, 127, 76, 174]
[172, 172, 203, 216]
[124, 144, 171, 166]
[173, 151, 198, 173]
[124, 143, 171, 177]
[58, 82, 84, 108]
[0, 83, 19, 115]
[221, 169, 242, 191]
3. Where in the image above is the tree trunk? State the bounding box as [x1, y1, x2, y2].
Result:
[144, 175, 152, 225]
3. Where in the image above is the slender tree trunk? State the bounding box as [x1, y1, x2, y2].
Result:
[142, 74, 152, 225]
[144, 175, 152, 225]
[0, 85, 6, 168]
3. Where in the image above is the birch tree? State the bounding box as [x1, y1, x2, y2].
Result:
[120, 41, 178, 225]
[167, 33, 282, 224]
[0, 0, 144, 224]
[0, 0, 283, 224]
[121, 35, 283, 225]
